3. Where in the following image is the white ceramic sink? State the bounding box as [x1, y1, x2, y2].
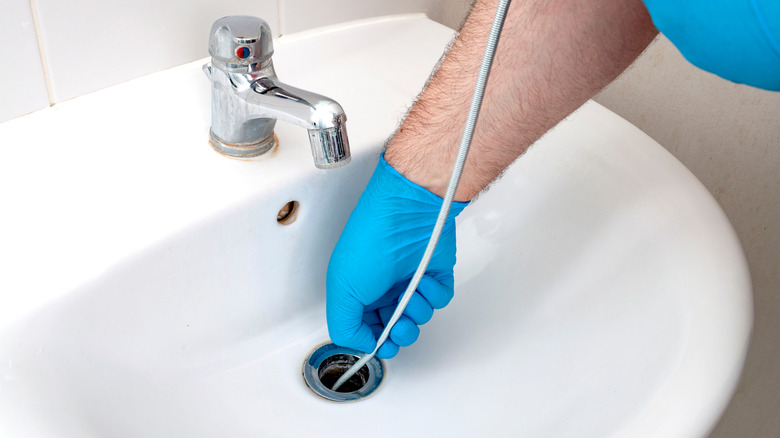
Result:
[0, 15, 751, 438]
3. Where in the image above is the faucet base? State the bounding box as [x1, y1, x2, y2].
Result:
[209, 130, 277, 159]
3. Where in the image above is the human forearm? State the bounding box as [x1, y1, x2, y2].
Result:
[384, 0, 658, 201]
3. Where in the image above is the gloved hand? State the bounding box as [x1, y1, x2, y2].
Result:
[327, 153, 468, 358]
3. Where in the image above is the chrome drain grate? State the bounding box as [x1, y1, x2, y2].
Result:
[303, 343, 384, 402]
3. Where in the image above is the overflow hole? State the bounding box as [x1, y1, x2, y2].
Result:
[277, 201, 299, 224]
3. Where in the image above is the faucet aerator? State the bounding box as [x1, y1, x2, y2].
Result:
[309, 126, 351, 169]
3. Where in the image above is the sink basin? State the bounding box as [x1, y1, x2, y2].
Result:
[0, 14, 751, 438]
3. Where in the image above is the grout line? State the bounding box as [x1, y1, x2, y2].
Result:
[277, 0, 284, 36]
[28, 0, 55, 106]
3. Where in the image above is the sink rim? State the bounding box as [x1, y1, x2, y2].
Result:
[0, 14, 752, 438]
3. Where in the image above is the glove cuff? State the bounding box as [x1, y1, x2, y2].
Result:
[376, 152, 470, 219]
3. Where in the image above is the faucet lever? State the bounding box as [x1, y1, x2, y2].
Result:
[209, 15, 274, 68]
[204, 16, 351, 168]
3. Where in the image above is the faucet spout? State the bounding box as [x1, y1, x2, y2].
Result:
[250, 78, 346, 130]
[245, 78, 351, 169]
[204, 16, 350, 168]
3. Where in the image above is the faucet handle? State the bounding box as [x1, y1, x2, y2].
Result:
[208, 16, 274, 66]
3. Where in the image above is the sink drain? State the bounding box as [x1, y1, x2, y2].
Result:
[303, 343, 384, 402]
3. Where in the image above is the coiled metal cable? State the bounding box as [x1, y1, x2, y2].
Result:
[333, 0, 513, 392]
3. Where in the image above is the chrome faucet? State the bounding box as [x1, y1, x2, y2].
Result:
[203, 16, 350, 168]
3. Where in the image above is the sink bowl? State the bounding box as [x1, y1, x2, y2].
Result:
[0, 15, 751, 438]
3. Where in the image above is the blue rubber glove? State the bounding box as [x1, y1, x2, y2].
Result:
[642, 0, 780, 91]
[326, 153, 468, 359]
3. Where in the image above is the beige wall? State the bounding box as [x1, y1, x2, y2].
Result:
[434, 5, 780, 436]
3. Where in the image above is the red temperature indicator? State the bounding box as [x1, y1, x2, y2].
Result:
[236, 47, 251, 59]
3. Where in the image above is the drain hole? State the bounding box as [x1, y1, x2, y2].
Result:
[303, 343, 384, 402]
[318, 354, 369, 393]
[277, 201, 298, 224]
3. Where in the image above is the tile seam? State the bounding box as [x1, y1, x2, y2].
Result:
[278, 0, 285, 36]
[28, 0, 55, 105]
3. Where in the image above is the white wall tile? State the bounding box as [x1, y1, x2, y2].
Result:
[280, 0, 448, 35]
[34, 0, 279, 102]
[0, 0, 50, 123]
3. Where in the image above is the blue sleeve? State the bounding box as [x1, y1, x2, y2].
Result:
[642, 0, 780, 91]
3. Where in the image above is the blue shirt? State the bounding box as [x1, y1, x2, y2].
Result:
[643, 0, 780, 91]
